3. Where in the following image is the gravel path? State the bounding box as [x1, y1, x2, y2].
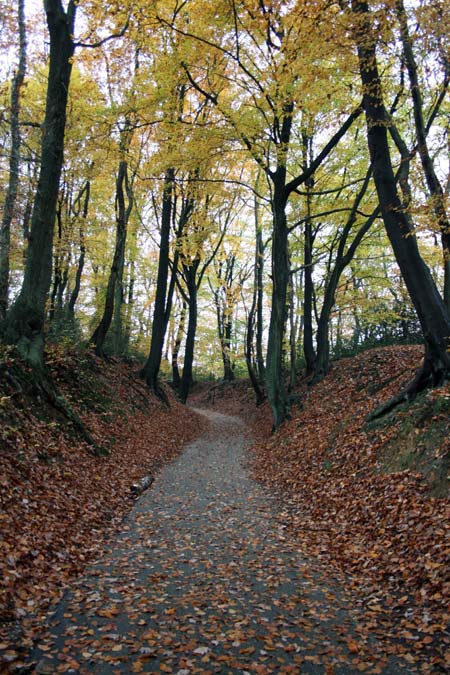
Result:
[31, 410, 412, 675]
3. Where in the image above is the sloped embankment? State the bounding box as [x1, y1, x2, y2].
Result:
[0, 347, 204, 669]
[252, 346, 450, 671]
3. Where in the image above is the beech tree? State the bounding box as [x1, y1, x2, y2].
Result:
[351, 0, 450, 407]
[0, 0, 27, 321]
[1, 0, 77, 369]
[165, 0, 363, 426]
[395, 0, 450, 310]
[90, 119, 136, 355]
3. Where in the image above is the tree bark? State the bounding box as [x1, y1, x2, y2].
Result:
[67, 181, 90, 316]
[303, 212, 316, 375]
[2, 0, 76, 369]
[140, 168, 175, 393]
[91, 148, 133, 355]
[0, 0, 27, 321]
[245, 204, 266, 405]
[172, 300, 186, 389]
[266, 182, 290, 429]
[353, 0, 450, 396]
[179, 264, 199, 404]
[395, 0, 450, 311]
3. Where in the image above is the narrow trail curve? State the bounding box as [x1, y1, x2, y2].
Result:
[32, 410, 413, 675]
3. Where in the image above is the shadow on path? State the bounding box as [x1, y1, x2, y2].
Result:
[31, 411, 414, 674]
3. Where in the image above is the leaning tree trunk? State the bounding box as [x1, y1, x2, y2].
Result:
[0, 0, 27, 321]
[314, 172, 378, 381]
[2, 0, 76, 369]
[353, 0, 450, 405]
[395, 0, 450, 312]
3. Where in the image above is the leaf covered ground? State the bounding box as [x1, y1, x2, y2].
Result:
[27, 410, 415, 675]
[1, 344, 449, 674]
[245, 346, 449, 672]
[0, 347, 204, 670]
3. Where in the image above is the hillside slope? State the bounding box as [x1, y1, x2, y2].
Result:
[250, 346, 449, 671]
[0, 347, 204, 669]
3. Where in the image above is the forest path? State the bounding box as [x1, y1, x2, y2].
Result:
[31, 410, 412, 675]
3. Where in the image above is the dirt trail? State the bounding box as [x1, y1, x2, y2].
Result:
[31, 410, 414, 674]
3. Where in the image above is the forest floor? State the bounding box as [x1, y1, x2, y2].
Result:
[0, 344, 449, 673]
[193, 345, 450, 673]
[27, 409, 417, 675]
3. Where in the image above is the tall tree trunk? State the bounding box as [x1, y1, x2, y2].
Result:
[303, 214, 316, 374]
[0, 0, 27, 321]
[172, 300, 186, 390]
[67, 180, 90, 316]
[395, 0, 450, 311]
[221, 311, 235, 381]
[179, 265, 198, 404]
[122, 258, 135, 353]
[314, 172, 378, 380]
[49, 198, 65, 322]
[302, 134, 316, 375]
[266, 183, 290, 429]
[112, 241, 126, 355]
[91, 152, 132, 356]
[140, 168, 174, 393]
[353, 0, 450, 402]
[255, 224, 265, 382]
[2, 0, 76, 369]
[288, 274, 297, 390]
[245, 205, 266, 405]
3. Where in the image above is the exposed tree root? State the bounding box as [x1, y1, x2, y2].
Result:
[0, 356, 106, 456]
[37, 372, 107, 455]
[367, 347, 450, 421]
[138, 369, 171, 408]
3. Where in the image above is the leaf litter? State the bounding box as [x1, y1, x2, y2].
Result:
[23, 410, 429, 674]
[1, 344, 449, 674]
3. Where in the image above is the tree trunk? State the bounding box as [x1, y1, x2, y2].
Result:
[395, 0, 450, 312]
[2, 0, 76, 369]
[172, 300, 186, 390]
[314, 172, 377, 380]
[266, 184, 290, 428]
[353, 0, 450, 396]
[49, 198, 65, 322]
[122, 258, 135, 353]
[0, 0, 27, 321]
[67, 181, 90, 316]
[303, 215, 316, 374]
[91, 154, 132, 356]
[222, 312, 235, 381]
[255, 224, 265, 382]
[288, 275, 297, 390]
[140, 168, 174, 393]
[245, 211, 266, 405]
[179, 266, 198, 404]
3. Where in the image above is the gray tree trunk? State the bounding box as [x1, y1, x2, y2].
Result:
[0, 0, 27, 320]
[353, 0, 450, 398]
[2, 0, 76, 369]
